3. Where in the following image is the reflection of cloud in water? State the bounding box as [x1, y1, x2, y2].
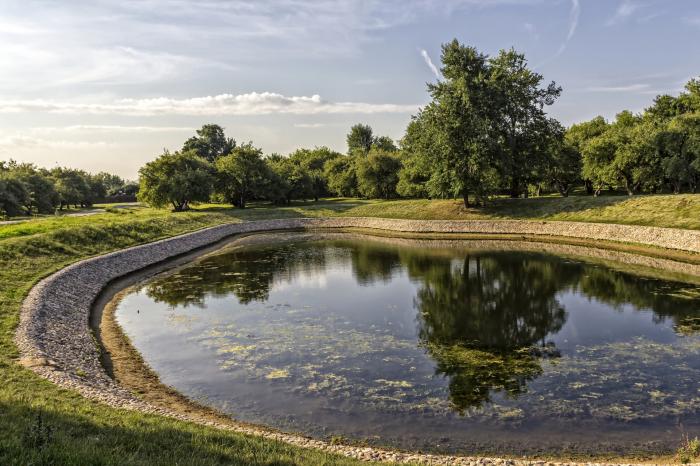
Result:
[271, 268, 331, 291]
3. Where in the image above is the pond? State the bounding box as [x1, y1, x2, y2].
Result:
[112, 232, 700, 455]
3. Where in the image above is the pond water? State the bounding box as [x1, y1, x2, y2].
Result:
[113, 233, 700, 455]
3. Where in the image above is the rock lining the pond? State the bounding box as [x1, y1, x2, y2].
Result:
[15, 218, 700, 466]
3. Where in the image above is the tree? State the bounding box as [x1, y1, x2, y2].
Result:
[346, 123, 374, 155]
[419, 40, 499, 207]
[266, 154, 313, 204]
[0, 171, 30, 217]
[138, 150, 214, 211]
[215, 143, 269, 208]
[288, 147, 340, 201]
[543, 121, 580, 197]
[323, 155, 359, 197]
[182, 124, 235, 162]
[94, 172, 126, 196]
[372, 135, 398, 152]
[487, 48, 562, 197]
[50, 168, 95, 208]
[582, 111, 658, 196]
[565, 116, 609, 194]
[2, 162, 58, 214]
[355, 149, 402, 199]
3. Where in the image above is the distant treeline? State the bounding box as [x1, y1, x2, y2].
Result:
[139, 40, 700, 211]
[0, 161, 137, 218]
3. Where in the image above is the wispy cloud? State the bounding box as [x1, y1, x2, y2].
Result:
[683, 16, 700, 27]
[607, 0, 640, 26]
[555, 0, 580, 56]
[586, 83, 650, 92]
[0, 135, 113, 150]
[293, 123, 330, 128]
[0, 92, 419, 116]
[420, 49, 441, 79]
[31, 125, 194, 134]
[523, 22, 539, 40]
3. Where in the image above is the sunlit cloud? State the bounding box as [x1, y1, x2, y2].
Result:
[586, 83, 650, 92]
[420, 49, 441, 79]
[0, 93, 419, 116]
[31, 125, 194, 134]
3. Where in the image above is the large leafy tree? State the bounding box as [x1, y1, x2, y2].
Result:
[412, 40, 499, 207]
[355, 148, 402, 199]
[214, 143, 269, 208]
[487, 48, 562, 197]
[0, 171, 30, 217]
[266, 154, 313, 204]
[182, 124, 236, 162]
[323, 155, 359, 197]
[2, 162, 58, 213]
[288, 147, 340, 201]
[582, 111, 658, 196]
[565, 116, 609, 194]
[346, 123, 374, 155]
[138, 150, 214, 211]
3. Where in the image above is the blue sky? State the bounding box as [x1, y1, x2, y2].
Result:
[0, 0, 698, 178]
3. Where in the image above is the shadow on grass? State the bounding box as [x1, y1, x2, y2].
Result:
[478, 195, 631, 219]
[0, 400, 352, 466]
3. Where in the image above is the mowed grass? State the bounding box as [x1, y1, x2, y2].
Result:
[0, 212, 363, 466]
[0, 194, 698, 465]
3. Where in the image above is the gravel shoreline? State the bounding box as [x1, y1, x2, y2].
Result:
[15, 218, 700, 466]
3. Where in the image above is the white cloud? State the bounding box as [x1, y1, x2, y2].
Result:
[294, 123, 330, 128]
[0, 92, 419, 116]
[32, 125, 194, 134]
[607, 0, 639, 26]
[555, 0, 580, 56]
[586, 83, 650, 92]
[0, 135, 113, 151]
[420, 49, 441, 79]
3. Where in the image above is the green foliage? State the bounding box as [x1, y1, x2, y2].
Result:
[214, 143, 268, 209]
[355, 149, 401, 199]
[288, 147, 341, 200]
[346, 123, 374, 155]
[677, 435, 700, 464]
[0, 171, 30, 217]
[266, 153, 314, 204]
[323, 156, 359, 197]
[182, 124, 235, 162]
[138, 150, 214, 211]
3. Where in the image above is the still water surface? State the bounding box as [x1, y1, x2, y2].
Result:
[114, 233, 700, 454]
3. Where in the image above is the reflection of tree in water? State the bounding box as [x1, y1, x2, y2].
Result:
[411, 253, 571, 412]
[576, 268, 700, 334]
[143, 236, 700, 411]
[145, 243, 328, 307]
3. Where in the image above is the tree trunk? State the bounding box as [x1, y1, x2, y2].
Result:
[462, 191, 469, 208]
[584, 179, 594, 195]
[510, 178, 520, 198]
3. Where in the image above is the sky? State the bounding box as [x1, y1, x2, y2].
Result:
[0, 0, 699, 179]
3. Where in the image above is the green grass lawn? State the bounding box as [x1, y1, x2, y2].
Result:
[1, 194, 698, 465]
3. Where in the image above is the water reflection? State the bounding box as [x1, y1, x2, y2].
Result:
[141, 236, 700, 413]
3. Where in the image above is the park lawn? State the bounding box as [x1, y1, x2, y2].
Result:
[1, 194, 698, 465]
[2, 194, 699, 242]
[0, 211, 364, 466]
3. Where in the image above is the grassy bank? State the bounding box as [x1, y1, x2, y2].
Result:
[0, 211, 362, 466]
[1, 194, 698, 465]
[5, 194, 700, 242]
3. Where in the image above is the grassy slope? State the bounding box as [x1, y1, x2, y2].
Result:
[1, 194, 698, 465]
[0, 210, 361, 466]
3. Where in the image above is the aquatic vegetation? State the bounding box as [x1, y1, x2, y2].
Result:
[117, 233, 700, 452]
